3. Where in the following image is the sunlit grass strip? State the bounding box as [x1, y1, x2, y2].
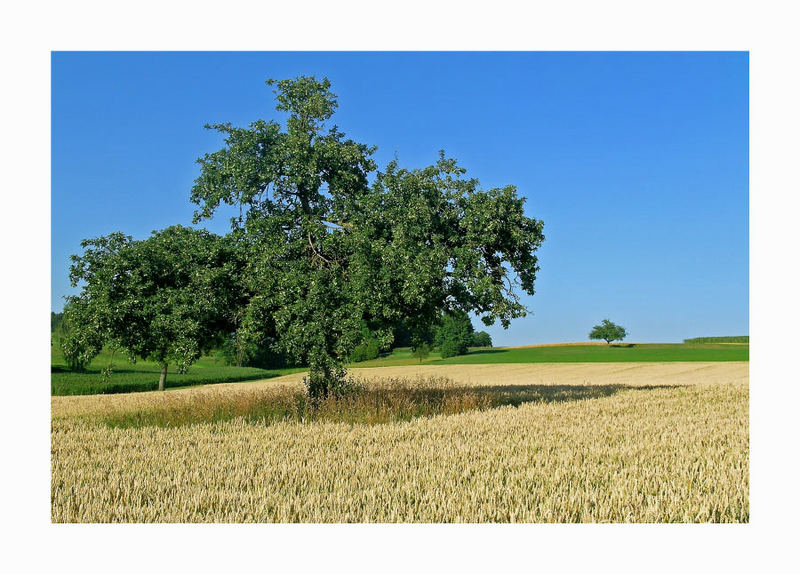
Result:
[354, 343, 749, 368]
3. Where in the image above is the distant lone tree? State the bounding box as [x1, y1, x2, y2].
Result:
[190, 76, 545, 399]
[589, 319, 628, 345]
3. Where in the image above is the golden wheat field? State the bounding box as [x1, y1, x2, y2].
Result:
[51, 362, 749, 523]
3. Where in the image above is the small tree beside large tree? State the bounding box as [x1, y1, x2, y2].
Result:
[434, 310, 475, 359]
[67, 225, 246, 390]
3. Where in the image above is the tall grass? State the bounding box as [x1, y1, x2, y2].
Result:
[64, 375, 678, 430]
[72, 376, 494, 428]
[52, 377, 749, 523]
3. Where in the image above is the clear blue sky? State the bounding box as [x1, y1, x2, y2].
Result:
[52, 52, 748, 345]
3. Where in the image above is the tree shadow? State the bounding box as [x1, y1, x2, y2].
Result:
[467, 383, 678, 407]
[51, 365, 159, 375]
[459, 349, 510, 356]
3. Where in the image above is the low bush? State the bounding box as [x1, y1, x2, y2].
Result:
[350, 341, 380, 363]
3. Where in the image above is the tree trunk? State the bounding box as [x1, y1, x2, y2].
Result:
[236, 343, 244, 368]
[158, 363, 168, 391]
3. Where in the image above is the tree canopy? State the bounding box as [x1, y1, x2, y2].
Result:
[471, 331, 493, 348]
[589, 319, 628, 345]
[190, 76, 545, 397]
[67, 225, 245, 389]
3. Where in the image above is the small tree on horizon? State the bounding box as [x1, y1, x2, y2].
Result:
[589, 319, 628, 345]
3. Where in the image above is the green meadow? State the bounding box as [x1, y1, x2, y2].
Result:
[51, 346, 303, 396]
[357, 342, 749, 367]
[51, 341, 748, 396]
[683, 336, 749, 344]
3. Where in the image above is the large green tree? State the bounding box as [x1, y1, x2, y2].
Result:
[191, 76, 545, 397]
[589, 319, 628, 345]
[68, 225, 246, 390]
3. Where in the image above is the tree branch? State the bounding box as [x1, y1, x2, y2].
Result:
[307, 232, 333, 265]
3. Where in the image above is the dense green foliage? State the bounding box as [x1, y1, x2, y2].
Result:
[350, 341, 380, 363]
[218, 334, 300, 369]
[396, 318, 491, 354]
[66, 226, 247, 389]
[59, 298, 104, 371]
[348, 323, 383, 362]
[434, 311, 475, 358]
[683, 336, 749, 344]
[189, 76, 545, 397]
[589, 319, 628, 345]
[51, 312, 63, 333]
[471, 331, 493, 347]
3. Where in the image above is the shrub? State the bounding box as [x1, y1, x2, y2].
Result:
[411, 342, 431, 363]
[350, 341, 379, 362]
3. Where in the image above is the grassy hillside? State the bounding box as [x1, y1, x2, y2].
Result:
[683, 336, 749, 344]
[356, 342, 749, 367]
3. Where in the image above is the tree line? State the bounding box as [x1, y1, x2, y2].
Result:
[60, 76, 544, 396]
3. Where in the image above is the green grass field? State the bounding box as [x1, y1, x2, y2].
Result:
[355, 342, 749, 367]
[52, 341, 748, 396]
[51, 346, 303, 396]
[683, 336, 749, 344]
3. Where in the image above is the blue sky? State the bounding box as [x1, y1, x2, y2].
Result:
[51, 52, 748, 345]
